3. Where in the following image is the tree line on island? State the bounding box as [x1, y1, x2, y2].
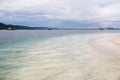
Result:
[0, 22, 55, 30]
[0, 22, 119, 30]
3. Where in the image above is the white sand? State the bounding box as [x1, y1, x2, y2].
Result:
[11, 33, 120, 80]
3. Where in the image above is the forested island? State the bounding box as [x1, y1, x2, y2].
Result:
[0, 22, 119, 30]
[0, 22, 54, 30]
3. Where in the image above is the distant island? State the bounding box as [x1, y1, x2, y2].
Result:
[0, 22, 120, 30]
[0, 22, 56, 30]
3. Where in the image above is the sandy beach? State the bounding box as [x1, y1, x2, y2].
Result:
[5, 33, 119, 80]
[0, 32, 120, 80]
[0, 0, 120, 79]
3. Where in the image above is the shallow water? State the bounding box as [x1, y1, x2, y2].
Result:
[0, 30, 120, 80]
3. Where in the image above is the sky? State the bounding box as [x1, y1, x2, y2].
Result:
[0, 0, 120, 27]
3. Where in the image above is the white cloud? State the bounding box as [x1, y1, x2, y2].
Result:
[0, 0, 119, 27]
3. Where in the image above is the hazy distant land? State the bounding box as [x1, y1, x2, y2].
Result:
[0, 22, 120, 30]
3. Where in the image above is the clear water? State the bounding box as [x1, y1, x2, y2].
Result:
[0, 30, 120, 80]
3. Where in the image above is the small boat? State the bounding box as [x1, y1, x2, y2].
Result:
[7, 27, 12, 30]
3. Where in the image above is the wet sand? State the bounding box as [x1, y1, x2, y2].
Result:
[7, 33, 120, 80]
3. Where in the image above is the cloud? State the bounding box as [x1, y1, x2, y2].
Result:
[0, 0, 120, 27]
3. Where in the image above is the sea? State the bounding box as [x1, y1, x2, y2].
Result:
[0, 30, 120, 80]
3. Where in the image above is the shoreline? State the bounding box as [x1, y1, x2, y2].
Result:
[113, 37, 120, 45]
[1, 33, 120, 80]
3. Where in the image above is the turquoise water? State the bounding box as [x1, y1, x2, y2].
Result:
[0, 30, 120, 80]
[0, 30, 83, 80]
[0, 30, 55, 80]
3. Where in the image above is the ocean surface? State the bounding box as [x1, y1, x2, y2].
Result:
[0, 30, 120, 80]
